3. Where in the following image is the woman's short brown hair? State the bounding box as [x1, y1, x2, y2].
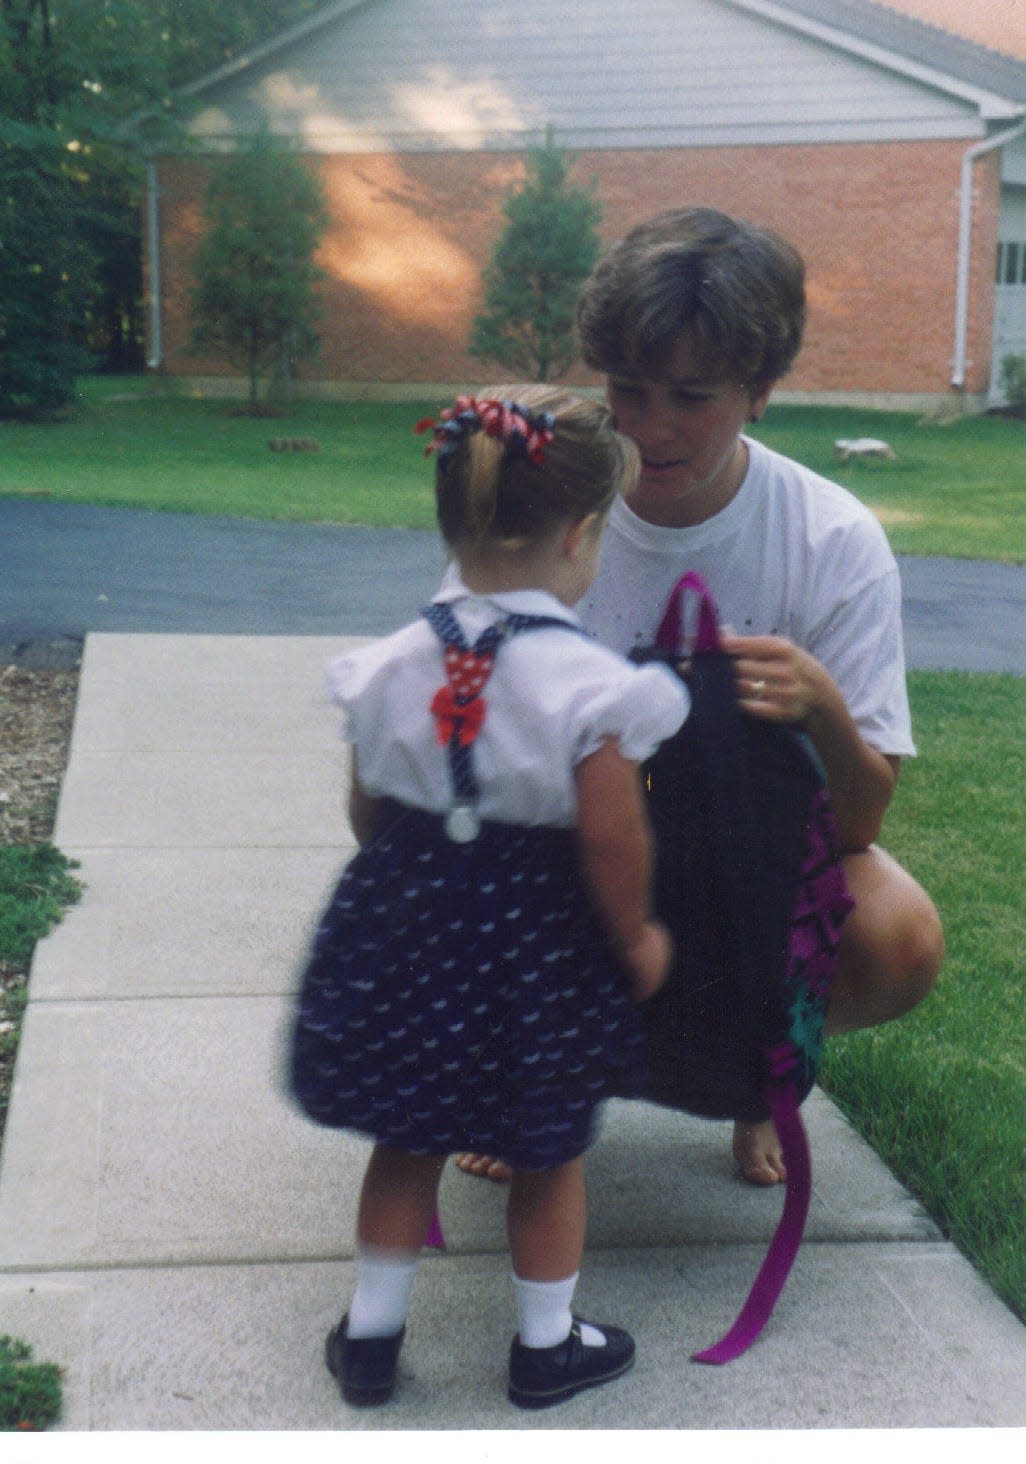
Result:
[576, 207, 806, 390]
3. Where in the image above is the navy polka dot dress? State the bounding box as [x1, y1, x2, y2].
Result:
[289, 806, 649, 1169]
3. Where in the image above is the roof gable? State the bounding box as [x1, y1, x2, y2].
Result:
[176, 1, 373, 99]
[728, 1, 1026, 107]
[179, 0, 1025, 154]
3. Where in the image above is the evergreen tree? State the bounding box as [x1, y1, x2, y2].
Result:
[470, 135, 602, 381]
[0, 0, 324, 412]
[188, 132, 328, 412]
[0, 0, 97, 414]
[0, 119, 96, 416]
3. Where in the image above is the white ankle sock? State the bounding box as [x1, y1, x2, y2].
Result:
[347, 1249, 419, 1339]
[512, 1272, 606, 1350]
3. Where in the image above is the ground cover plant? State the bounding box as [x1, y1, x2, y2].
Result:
[0, 845, 81, 971]
[0, 844, 75, 1432]
[1, 377, 1023, 560]
[0, 684, 77, 1432]
[0, 844, 80, 1155]
[0, 662, 80, 1142]
[0, 1335, 62, 1431]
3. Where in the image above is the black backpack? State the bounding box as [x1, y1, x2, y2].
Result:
[629, 573, 854, 1363]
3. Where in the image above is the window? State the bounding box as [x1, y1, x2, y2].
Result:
[996, 240, 1026, 285]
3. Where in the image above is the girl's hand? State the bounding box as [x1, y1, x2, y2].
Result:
[722, 634, 829, 725]
[622, 920, 672, 1002]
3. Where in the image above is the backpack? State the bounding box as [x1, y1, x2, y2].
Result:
[629, 572, 854, 1364]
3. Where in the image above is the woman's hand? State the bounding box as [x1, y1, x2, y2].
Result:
[722, 633, 827, 724]
[721, 634, 899, 851]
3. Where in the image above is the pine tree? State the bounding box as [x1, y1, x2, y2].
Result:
[188, 131, 328, 412]
[470, 134, 601, 382]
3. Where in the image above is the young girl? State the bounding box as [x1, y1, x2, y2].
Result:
[289, 386, 689, 1411]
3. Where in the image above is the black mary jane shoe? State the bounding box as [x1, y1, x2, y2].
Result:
[325, 1313, 405, 1406]
[508, 1318, 635, 1410]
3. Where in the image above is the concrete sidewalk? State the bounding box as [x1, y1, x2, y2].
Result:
[1, 632, 1024, 1431]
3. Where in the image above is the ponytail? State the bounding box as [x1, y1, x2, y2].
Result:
[417, 386, 638, 552]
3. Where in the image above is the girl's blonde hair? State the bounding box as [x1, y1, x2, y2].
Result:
[426, 385, 639, 553]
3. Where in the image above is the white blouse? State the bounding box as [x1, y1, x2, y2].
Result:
[330, 586, 689, 829]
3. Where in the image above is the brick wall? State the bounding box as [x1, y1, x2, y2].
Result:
[152, 138, 1000, 399]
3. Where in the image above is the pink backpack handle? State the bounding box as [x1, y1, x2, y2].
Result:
[653, 571, 723, 656]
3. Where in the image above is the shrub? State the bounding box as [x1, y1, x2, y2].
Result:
[0, 846, 81, 970]
[189, 131, 328, 412]
[0, 1336, 62, 1431]
[470, 133, 601, 381]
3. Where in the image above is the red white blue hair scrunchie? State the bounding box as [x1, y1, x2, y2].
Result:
[415, 396, 556, 467]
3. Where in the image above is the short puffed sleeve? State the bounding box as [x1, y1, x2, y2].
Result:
[326, 628, 420, 740]
[570, 657, 689, 766]
[326, 652, 364, 739]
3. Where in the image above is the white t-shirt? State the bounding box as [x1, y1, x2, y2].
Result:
[330, 585, 689, 828]
[579, 436, 915, 758]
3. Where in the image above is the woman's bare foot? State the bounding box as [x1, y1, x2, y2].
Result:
[453, 1153, 513, 1183]
[732, 1118, 787, 1186]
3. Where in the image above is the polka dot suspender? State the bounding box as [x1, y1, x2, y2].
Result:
[421, 602, 584, 842]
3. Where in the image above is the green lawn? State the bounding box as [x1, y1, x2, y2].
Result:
[821, 671, 1026, 1322]
[749, 405, 1026, 563]
[1, 377, 1023, 559]
[1, 381, 439, 529]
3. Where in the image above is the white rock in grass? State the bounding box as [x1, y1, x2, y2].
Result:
[834, 438, 897, 462]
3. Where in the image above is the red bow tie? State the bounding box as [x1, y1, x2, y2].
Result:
[430, 646, 496, 747]
[431, 686, 487, 747]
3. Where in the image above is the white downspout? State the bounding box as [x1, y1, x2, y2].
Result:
[951, 117, 1026, 390]
[146, 158, 163, 370]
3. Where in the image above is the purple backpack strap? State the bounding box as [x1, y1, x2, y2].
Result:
[423, 1211, 446, 1251]
[692, 1082, 811, 1363]
[654, 571, 723, 656]
[655, 571, 816, 1365]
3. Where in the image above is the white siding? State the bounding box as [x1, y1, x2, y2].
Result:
[1004, 130, 1026, 188]
[989, 149, 1026, 405]
[185, 0, 986, 152]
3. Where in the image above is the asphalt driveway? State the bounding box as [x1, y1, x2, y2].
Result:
[2, 498, 1024, 672]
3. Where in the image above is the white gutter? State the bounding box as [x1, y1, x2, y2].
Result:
[951, 117, 1026, 390]
[145, 159, 163, 370]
